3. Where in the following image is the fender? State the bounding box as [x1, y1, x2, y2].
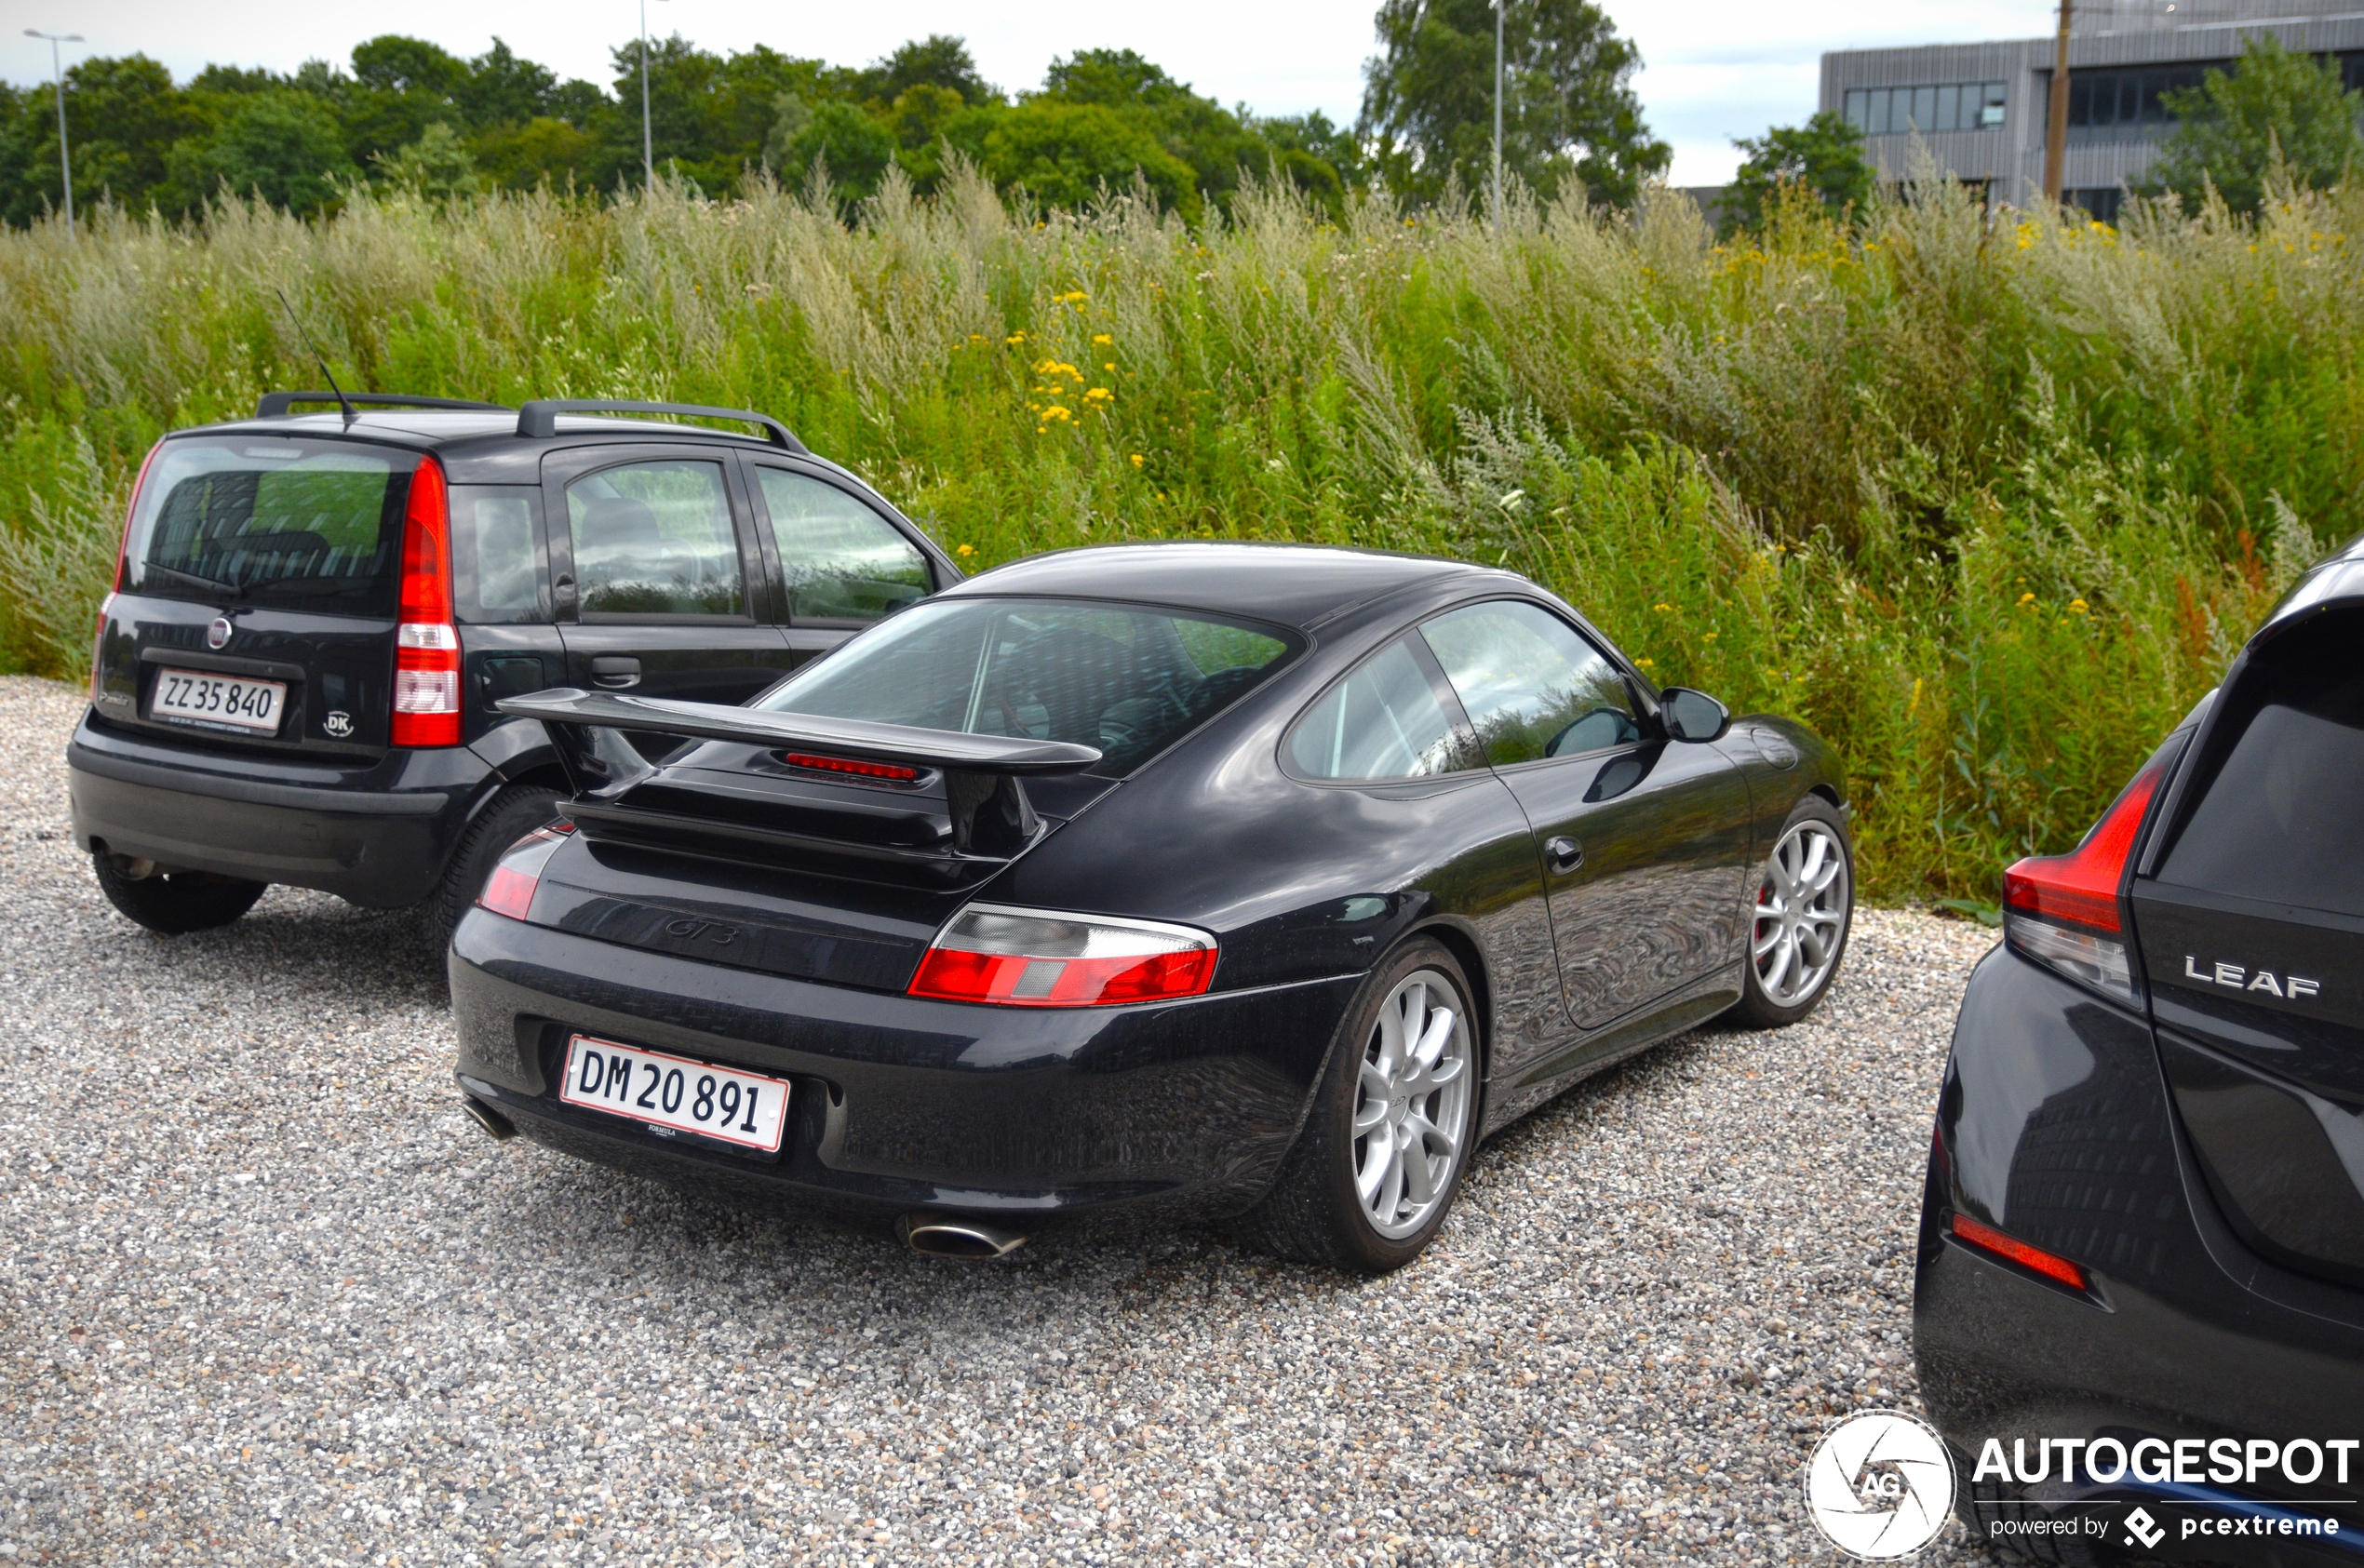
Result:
[468, 716, 564, 785]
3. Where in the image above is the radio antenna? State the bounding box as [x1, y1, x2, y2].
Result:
[272, 288, 359, 425]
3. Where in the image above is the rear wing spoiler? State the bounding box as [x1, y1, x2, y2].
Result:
[496, 689, 1101, 859]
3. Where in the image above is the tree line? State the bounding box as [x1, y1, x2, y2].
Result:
[0, 3, 1680, 227]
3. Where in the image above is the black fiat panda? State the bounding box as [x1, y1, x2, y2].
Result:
[67, 394, 956, 941]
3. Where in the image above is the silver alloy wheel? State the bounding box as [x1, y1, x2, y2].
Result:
[1352, 969, 1474, 1240]
[1753, 819, 1851, 1008]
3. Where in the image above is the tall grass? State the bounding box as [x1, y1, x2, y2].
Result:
[0, 163, 2354, 904]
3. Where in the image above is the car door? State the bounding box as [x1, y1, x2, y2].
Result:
[544, 446, 797, 708]
[1418, 598, 1754, 1032]
[741, 459, 939, 670]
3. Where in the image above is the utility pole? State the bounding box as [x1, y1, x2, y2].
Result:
[23, 29, 82, 239]
[639, 0, 668, 191]
[1493, 0, 1505, 215]
[2043, 0, 2073, 204]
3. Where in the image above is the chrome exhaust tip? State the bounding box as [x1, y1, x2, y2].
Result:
[898, 1212, 1028, 1260]
[459, 1094, 516, 1142]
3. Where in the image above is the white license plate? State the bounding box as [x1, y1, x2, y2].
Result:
[559, 1035, 790, 1154]
[152, 668, 286, 733]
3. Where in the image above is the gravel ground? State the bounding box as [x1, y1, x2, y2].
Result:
[1, 673, 2011, 1567]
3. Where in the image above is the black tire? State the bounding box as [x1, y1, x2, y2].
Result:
[89, 852, 266, 935]
[1729, 795, 1855, 1029]
[420, 784, 564, 945]
[1242, 938, 1482, 1275]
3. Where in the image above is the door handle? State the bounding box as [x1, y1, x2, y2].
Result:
[1545, 836, 1584, 875]
[589, 655, 641, 689]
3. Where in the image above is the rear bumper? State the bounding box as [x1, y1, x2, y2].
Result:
[1914, 947, 2364, 1562]
[67, 712, 495, 907]
[448, 906, 1363, 1224]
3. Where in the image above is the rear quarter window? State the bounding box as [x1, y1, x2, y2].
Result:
[2158, 615, 2364, 918]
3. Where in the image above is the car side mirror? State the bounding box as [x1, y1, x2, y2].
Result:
[1659, 688, 1729, 743]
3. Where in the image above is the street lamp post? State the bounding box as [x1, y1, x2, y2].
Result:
[639, 0, 669, 191]
[1492, 0, 1505, 215]
[23, 29, 83, 239]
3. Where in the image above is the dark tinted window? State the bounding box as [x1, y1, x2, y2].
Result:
[759, 598, 1295, 777]
[127, 438, 411, 614]
[1420, 599, 1639, 766]
[1286, 639, 1469, 781]
[565, 461, 745, 616]
[2159, 653, 2364, 918]
[753, 468, 929, 623]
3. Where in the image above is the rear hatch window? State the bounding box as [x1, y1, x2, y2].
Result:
[126, 437, 418, 616]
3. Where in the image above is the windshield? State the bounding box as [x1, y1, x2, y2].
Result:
[757, 597, 1297, 777]
[125, 438, 417, 615]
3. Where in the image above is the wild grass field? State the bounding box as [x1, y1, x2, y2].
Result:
[0, 164, 2355, 905]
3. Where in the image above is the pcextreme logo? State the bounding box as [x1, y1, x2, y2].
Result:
[1803, 1412, 1955, 1560]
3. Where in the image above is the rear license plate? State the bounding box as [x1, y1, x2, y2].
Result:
[558, 1035, 790, 1154]
[152, 668, 286, 734]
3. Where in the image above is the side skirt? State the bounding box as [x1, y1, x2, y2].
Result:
[1477, 964, 1745, 1137]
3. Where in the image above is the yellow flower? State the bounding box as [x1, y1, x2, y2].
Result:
[1084, 387, 1113, 403]
[1092, 333, 1112, 345]
[1635, 658, 1655, 669]
[955, 543, 974, 557]
[1129, 453, 1144, 467]
[1701, 631, 1718, 640]
[2069, 597, 2089, 614]
[1653, 602, 1673, 613]
[1006, 332, 1027, 344]
[2018, 592, 2036, 605]
[1103, 362, 1117, 371]
[1042, 406, 1073, 422]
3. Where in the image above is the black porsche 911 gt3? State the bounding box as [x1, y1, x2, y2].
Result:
[448, 543, 1854, 1270]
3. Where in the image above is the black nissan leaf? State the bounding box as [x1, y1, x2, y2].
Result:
[449, 543, 1856, 1271]
[1915, 532, 2364, 1561]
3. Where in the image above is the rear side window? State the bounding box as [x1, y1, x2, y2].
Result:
[449, 486, 544, 623]
[126, 438, 411, 615]
[2158, 647, 2364, 918]
[1286, 639, 1469, 781]
[759, 597, 1296, 777]
[1419, 599, 1639, 766]
[753, 468, 930, 623]
[565, 461, 745, 617]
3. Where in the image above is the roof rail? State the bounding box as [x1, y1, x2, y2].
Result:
[256, 392, 511, 418]
[514, 399, 810, 454]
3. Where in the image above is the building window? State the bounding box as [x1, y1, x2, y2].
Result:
[2062, 64, 2215, 140]
[2067, 188, 2124, 225]
[1845, 81, 2007, 136]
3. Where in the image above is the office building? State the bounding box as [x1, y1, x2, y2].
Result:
[1818, 0, 2364, 217]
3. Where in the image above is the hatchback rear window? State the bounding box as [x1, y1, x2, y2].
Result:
[758, 598, 1296, 777]
[2157, 623, 2364, 918]
[126, 438, 416, 616]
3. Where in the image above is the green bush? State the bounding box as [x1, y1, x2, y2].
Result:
[0, 167, 2353, 905]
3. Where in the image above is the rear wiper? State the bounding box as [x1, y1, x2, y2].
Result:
[142, 562, 246, 599]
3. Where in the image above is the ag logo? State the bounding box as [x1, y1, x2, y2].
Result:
[1804, 1411, 1955, 1559]
[207, 616, 234, 650]
[323, 710, 354, 739]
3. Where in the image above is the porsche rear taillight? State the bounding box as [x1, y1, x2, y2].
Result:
[477, 822, 573, 921]
[392, 456, 460, 748]
[2001, 754, 2167, 1004]
[909, 905, 1216, 1008]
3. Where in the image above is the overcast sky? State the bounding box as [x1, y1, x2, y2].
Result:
[7, 1, 2056, 186]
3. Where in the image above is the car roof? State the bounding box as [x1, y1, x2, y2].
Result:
[939, 542, 1507, 630]
[160, 409, 889, 493]
[169, 409, 796, 452]
[2261, 528, 2364, 639]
